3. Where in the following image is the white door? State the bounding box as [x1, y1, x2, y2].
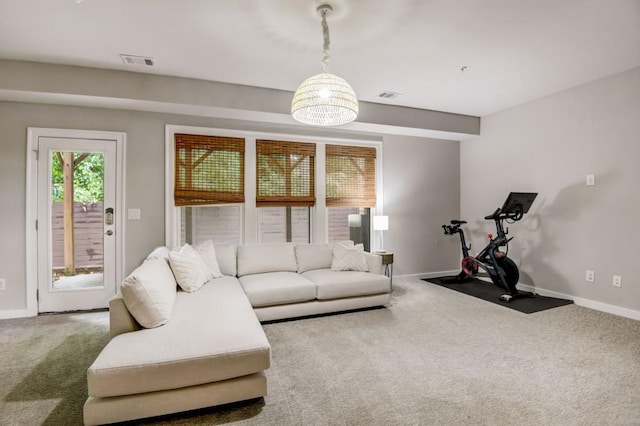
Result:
[37, 137, 118, 312]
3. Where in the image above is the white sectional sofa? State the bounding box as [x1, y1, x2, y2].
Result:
[84, 242, 391, 425]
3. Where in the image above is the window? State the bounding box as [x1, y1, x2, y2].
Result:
[174, 134, 244, 206]
[326, 145, 376, 251]
[174, 134, 245, 244]
[258, 207, 310, 243]
[256, 139, 315, 207]
[256, 140, 315, 242]
[181, 205, 241, 245]
[325, 144, 376, 208]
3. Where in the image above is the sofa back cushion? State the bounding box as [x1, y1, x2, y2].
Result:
[214, 243, 237, 276]
[120, 258, 177, 328]
[237, 243, 297, 277]
[295, 241, 354, 273]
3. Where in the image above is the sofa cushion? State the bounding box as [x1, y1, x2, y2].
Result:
[168, 244, 214, 292]
[237, 244, 297, 277]
[295, 241, 354, 273]
[303, 269, 390, 300]
[212, 243, 237, 277]
[239, 272, 317, 307]
[331, 243, 369, 272]
[87, 277, 270, 398]
[120, 258, 177, 328]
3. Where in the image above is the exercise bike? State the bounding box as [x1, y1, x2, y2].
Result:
[441, 192, 538, 302]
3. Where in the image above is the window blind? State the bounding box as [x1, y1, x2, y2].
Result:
[325, 144, 376, 207]
[174, 134, 245, 206]
[256, 139, 315, 207]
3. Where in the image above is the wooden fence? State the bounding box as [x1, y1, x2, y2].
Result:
[52, 201, 103, 269]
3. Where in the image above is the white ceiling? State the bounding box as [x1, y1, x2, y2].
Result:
[0, 0, 639, 117]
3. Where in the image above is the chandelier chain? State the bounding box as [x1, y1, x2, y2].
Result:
[320, 10, 330, 73]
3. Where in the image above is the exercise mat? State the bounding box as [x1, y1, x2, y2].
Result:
[423, 277, 573, 314]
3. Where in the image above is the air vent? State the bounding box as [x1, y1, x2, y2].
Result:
[378, 91, 401, 99]
[120, 54, 155, 67]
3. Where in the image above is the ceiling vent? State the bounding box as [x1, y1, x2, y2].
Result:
[120, 54, 155, 67]
[378, 91, 401, 99]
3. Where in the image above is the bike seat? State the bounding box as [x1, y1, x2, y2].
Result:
[450, 220, 466, 225]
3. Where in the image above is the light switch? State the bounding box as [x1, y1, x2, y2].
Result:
[586, 174, 595, 186]
[128, 208, 141, 220]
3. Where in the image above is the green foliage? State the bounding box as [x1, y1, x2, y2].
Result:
[51, 152, 104, 202]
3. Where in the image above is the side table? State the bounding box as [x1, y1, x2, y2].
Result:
[375, 251, 394, 288]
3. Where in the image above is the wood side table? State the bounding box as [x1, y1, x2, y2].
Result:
[375, 251, 394, 288]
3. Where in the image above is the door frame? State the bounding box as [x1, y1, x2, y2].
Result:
[26, 128, 126, 316]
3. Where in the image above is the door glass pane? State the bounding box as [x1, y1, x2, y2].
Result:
[51, 151, 105, 290]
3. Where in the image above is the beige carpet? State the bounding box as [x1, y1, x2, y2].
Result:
[1, 278, 639, 425]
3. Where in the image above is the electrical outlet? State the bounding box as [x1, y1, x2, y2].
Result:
[613, 275, 622, 287]
[585, 270, 595, 282]
[0, 278, 5, 291]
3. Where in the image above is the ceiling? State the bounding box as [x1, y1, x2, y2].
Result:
[0, 0, 639, 117]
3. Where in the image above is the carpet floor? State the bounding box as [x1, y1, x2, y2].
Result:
[1, 278, 639, 425]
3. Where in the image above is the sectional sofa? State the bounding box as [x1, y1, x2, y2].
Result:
[83, 241, 391, 425]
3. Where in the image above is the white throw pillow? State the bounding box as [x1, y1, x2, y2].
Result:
[168, 244, 215, 292]
[194, 240, 223, 278]
[331, 243, 369, 272]
[144, 246, 171, 263]
[121, 258, 177, 328]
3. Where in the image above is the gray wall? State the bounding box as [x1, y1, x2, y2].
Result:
[460, 67, 640, 313]
[382, 135, 460, 276]
[0, 102, 460, 312]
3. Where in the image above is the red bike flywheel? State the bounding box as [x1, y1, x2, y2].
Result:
[461, 256, 478, 276]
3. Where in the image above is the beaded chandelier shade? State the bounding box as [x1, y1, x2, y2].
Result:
[291, 4, 358, 126]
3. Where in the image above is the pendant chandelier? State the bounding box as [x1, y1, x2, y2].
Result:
[291, 3, 358, 126]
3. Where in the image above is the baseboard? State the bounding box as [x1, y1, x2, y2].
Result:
[0, 309, 30, 320]
[518, 284, 640, 321]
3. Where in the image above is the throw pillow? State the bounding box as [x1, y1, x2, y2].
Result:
[194, 240, 223, 278]
[331, 243, 369, 272]
[168, 244, 215, 292]
[144, 246, 171, 263]
[120, 258, 177, 328]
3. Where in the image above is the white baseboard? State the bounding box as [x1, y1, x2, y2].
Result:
[0, 309, 30, 320]
[517, 284, 640, 321]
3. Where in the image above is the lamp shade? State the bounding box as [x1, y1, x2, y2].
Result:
[348, 214, 361, 228]
[373, 215, 389, 231]
[291, 72, 358, 126]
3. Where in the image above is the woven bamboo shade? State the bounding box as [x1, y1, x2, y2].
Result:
[325, 144, 376, 207]
[174, 134, 245, 206]
[256, 140, 315, 207]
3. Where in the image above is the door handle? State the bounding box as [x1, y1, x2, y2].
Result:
[105, 230, 114, 236]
